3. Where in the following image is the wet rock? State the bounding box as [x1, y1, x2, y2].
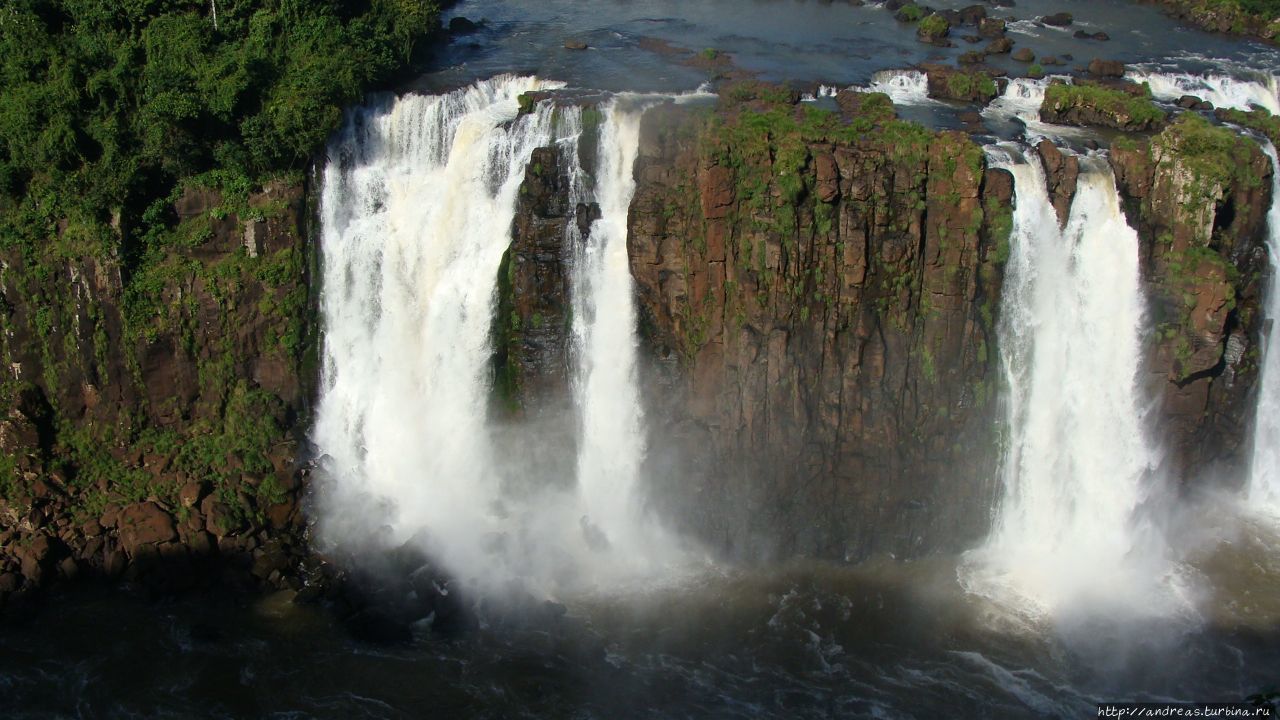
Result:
[448, 16, 481, 35]
[1012, 47, 1034, 62]
[492, 143, 579, 418]
[916, 13, 951, 43]
[1040, 12, 1072, 26]
[959, 50, 985, 64]
[563, 39, 588, 50]
[922, 64, 1002, 103]
[1176, 95, 1214, 111]
[626, 98, 1006, 561]
[1036, 139, 1079, 226]
[835, 89, 898, 121]
[957, 4, 987, 24]
[1088, 58, 1126, 78]
[1039, 80, 1166, 131]
[984, 37, 1013, 54]
[1074, 29, 1110, 41]
[978, 17, 1007, 37]
[1040, 55, 1062, 66]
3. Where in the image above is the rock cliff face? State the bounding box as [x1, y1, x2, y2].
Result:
[1110, 115, 1275, 486]
[0, 179, 318, 608]
[621, 94, 1010, 561]
[493, 145, 579, 414]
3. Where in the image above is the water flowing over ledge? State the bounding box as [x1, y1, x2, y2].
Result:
[312, 77, 696, 599]
[961, 147, 1194, 622]
[1249, 142, 1280, 517]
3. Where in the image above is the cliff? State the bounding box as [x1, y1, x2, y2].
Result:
[622, 90, 1011, 561]
[0, 179, 318, 608]
[1110, 114, 1275, 486]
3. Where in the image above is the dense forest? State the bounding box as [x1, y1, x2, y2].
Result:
[0, 0, 440, 289]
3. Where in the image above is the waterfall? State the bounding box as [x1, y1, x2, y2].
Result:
[984, 78, 1052, 123]
[982, 76, 1079, 143]
[1249, 143, 1280, 516]
[962, 148, 1188, 618]
[313, 77, 684, 595]
[865, 69, 932, 104]
[1126, 70, 1280, 114]
[571, 101, 653, 556]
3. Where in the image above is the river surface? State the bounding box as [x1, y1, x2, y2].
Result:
[3, 521, 1280, 719]
[423, 0, 1280, 93]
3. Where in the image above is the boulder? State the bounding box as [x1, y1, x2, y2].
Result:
[563, 39, 588, 50]
[118, 502, 177, 555]
[1012, 47, 1035, 62]
[178, 481, 209, 508]
[958, 4, 987, 24]
[978, 17, 1007, 37]
[448, 16, 481, 34]
[1176, 95, 1211, 110]
[200, 495, 245, 539]
[1036, 139, 1080, 226]
[1088, 58, 1126, 78]
[1040, 12, 1072, 26]
[984, 37, 1013, 54]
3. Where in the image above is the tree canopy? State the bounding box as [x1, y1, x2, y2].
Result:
[0, 0, 441, 266]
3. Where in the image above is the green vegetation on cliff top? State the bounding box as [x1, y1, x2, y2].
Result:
[1147, 0, 1279, 45]
[1218, 107, 1280, 146]
[1041, 82, 1167, 128]
[1154, 112, 1265, 192]
[0, 1, 440, 511]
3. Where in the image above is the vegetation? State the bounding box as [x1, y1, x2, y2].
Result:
[917, 13, 950, 39]
[1154, 113, 1265, 194]
[0, 1, 441, 512]
[1217, 107, 1280, 146]
[1159, 0, 1280, 40]
[1041, 82, 1167, 128]
[895, 3, 926, 23]
[944, 69, 998, 100]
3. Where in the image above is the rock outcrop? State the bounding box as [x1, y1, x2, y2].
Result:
[0, 178, 319, 609]
[1039, 80, 1168, 131]
[493, 145, 581, 413]
[1110, 114, 1275, 486]
[921, 64, 1004, 104]
[622, 93, 1010, 561]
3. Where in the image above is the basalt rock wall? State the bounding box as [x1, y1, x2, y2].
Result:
[622, 96, 1011, 562]
[0, 179, 319, 609]
[1110, 116, 1275, 488]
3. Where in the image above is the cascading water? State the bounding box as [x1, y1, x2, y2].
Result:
[865, 69, 931, 104]
[962, 148, 1189, 619]
[313, 77, 684, 595]
[570, 101, 661, 559]
[1248, 142, 1280, 516]
[981, 76, 1085, 143]
[1126, 70, 1280, 114]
